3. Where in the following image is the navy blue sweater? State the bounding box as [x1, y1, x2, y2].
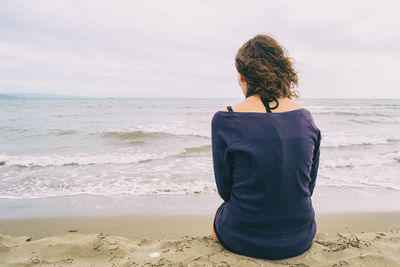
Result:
[211, 108, 321, 260]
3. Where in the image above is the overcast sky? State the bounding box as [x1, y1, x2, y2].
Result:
[1, 0, 399, 98]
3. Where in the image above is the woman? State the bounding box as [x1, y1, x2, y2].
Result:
[209, 34, 321, 260]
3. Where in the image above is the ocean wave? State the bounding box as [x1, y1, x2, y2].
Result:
[321, 133, 400, 148]
[0, 144, 211, 167]
[372, 104, 400, 107]
[349, 119, 400, 125]
[314, 182, 400, 191]
[92, 124, 210, 141]
[315, 111, 395, 117]
[182, 145, 211, 153]
[48, 129, 77, 136]
[96, 130, 177, 140]
[321, 151, 400, 169]
[130, 122, 210, 138]
[0, 152, 177, 167]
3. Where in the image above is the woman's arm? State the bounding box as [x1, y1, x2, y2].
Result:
[211, 114, 234, 202]
[309, 130, 321, 196]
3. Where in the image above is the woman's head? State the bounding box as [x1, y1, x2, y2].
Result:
[235, 34, 298, 99]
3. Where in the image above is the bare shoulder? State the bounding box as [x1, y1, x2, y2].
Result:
[230, 96, 265, 112]
[284, 98, 303, 109]
[286, 98, 302, 106]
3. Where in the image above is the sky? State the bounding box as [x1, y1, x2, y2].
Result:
[0, 0, 399, 98]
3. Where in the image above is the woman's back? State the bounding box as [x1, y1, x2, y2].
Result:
[210, 34, 321, 260]
[211, 96, 321, 259]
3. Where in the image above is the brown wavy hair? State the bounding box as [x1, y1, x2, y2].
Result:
[235, 34, 298, 99]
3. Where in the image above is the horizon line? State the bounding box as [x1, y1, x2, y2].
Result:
[1, 93, 399, 100]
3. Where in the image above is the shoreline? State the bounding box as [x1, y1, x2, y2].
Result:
[2, 186, 400, 220]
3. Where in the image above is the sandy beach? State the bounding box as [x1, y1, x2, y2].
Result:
[1, 213, 400, 266]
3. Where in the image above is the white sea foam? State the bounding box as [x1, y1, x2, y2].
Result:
[0, 150, 183, 167]
[320, 151, 400, 169]
[0, 173, 216, 199]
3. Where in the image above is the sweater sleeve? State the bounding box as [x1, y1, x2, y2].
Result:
[211, 114, 234, 202]
[309, 130, 321, 197]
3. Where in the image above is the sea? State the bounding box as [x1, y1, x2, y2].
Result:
[1, 98, 400, 216]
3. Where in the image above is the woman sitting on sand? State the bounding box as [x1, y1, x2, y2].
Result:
[209, 34, 321, 260]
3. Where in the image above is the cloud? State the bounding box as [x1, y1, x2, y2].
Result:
[0, 0, 399, 98]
